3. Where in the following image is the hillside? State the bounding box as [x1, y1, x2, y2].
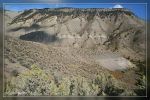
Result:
[4, 8, 146, 96]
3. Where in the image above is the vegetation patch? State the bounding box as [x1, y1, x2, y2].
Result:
[4, 65, 135, 96]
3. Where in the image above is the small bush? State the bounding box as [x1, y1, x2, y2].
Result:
[104, 75, 124, 96]
[57, 78, 71, 96]
[134, 75, 146, 96]
[11, 70, 19, 76]
[72, 76, 91, 96]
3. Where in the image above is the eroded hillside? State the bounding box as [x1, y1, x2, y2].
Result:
[4, 8, 146, 96]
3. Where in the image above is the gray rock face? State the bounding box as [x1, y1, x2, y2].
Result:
[6, 8, 145, 62]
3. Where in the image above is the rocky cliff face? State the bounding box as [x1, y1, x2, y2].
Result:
[6, 8, 145, 61]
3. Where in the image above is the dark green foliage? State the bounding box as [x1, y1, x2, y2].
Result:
[134, 75, 146, 96]
[104, 83, 124, 96]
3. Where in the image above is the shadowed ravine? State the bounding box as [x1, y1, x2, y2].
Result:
[20, 31, 59, 43]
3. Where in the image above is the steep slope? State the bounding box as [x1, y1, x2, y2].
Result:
[4, 10, 20, 27]
[6, 8, 145, 62]
[4, 36, 141, 95]
[4, 8, 146, 96]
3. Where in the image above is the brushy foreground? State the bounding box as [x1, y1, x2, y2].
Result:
[4, 65, 145, 96]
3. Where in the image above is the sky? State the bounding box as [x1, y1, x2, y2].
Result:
[0, 0, 149, 20]
[4, 3, 147, 20]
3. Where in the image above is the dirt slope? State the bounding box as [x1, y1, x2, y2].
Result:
[4, 8, 146, 96]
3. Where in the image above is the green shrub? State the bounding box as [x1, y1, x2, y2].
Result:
[49, 81, 58, 96]
[5, 65, 132, 96]
[57, 77, 71, 96]
[69, 76, 100, 96]
[73, 76, 91, 96]
[5, 64, 53, 96]
[134, 75, 146, 96]
[103, 75, 124, 96]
